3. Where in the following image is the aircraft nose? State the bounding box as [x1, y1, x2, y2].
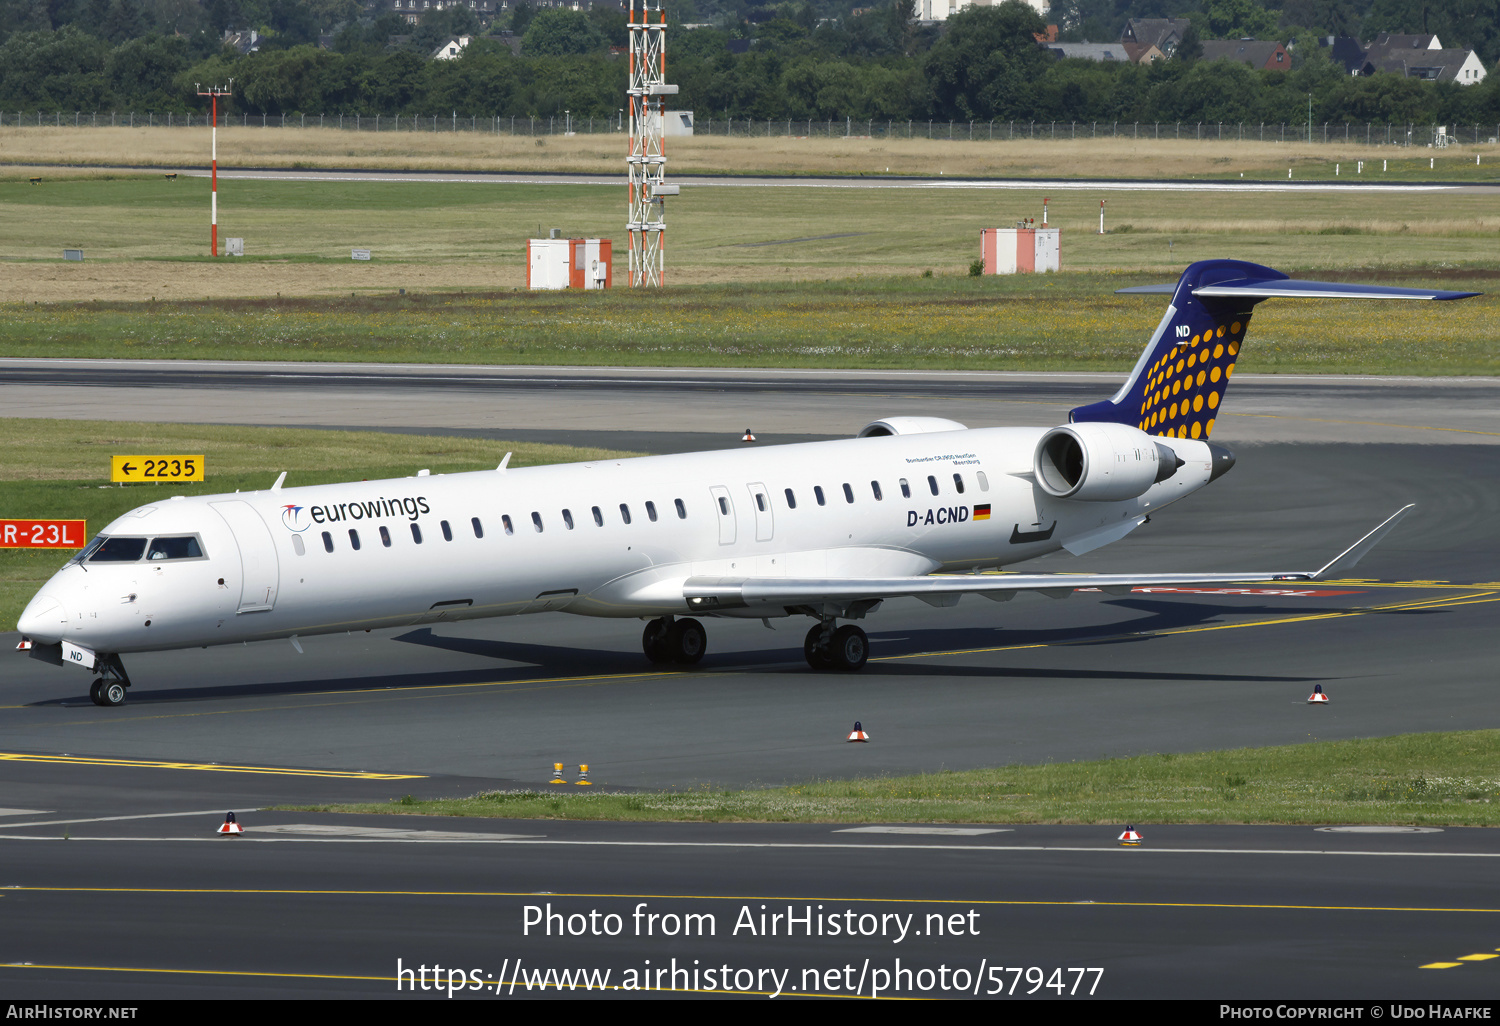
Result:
[17, 593, 68, 644]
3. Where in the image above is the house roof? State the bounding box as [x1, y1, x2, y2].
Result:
[1121, 18, 1190, 52]
[1047, 42, 1132, 62]
[1200, 39, 1287, 69]
[1365, 47, 1484, 82]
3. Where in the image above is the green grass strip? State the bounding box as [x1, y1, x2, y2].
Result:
[287, 730, 1500, 827]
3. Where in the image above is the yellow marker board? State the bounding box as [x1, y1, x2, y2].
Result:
[111, 455, 205, 483]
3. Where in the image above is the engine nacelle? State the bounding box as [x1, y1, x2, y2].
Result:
[857, 417, 968, 438]
[1034, 423, 1182, 502]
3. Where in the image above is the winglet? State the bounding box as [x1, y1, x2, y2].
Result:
[1310, 505, 1415, 580]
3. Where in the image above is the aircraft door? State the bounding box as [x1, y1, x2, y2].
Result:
[708, 486, 736, 545]
[746, 482, 773, 542]
[209, 500, 280, 613]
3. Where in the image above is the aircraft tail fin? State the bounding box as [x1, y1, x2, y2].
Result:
[1070, 260, 1480, 441]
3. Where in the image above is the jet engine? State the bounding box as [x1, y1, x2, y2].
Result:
[857, 417, 968, 437]
[1034, 423, 1182, 502]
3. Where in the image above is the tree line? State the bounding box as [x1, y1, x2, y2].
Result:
[0, 2, 1496, 127]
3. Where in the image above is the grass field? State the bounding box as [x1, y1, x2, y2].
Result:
[0, 272, 1492, 373]
[4, 126, 1498, 181]
[286, 729, 1500, 826]
[0, 418, 638, 631]
[0, 173, 1496, 317]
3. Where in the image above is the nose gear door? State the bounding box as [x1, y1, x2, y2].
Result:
[209, 500, 280, 613]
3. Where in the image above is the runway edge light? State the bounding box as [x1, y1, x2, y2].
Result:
[1118, 825, 1143, 846]
[742, 428, 756, 443]
[217, 812, 242, 836]
[576, 764, 592, 786]
[1308, 684, 1330, 705]
[550, 762, 567, 784]
[847, 721, 870, 743]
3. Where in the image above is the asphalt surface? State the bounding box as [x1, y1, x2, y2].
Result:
[1, 364, 1496, 999]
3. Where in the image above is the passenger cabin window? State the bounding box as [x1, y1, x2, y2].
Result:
[814, 486, 826, 506]
[146, 536, 203, 561]
[440, 520, 453, 541]
[976, 471, 990, 492]
[755, 493, 767, 512]
[502, 515, 514, 536]
[411, 523, 423, 544]
[784, 488, 797, 510]
[718, 497, 730, 515]
[842, 483, 854, 504]
[348, 528, 361, 550]
[563, 509, 575, 530]
[471, 517, 484, 538]
[619, 503, 632, 525]
[592, 506, 604, 527]
[674, 498, 687, 519]
[292, 535, 305, 556]
[322, 531, 334, 553]
[927, 475, 939, 496]
[870, 481, 883, 501]
[952, 473, 966, 494]
[89, 537, 147, 562]
[379, 526, 391, 547]
[645, 501, 658, 522]
[900, 478, 911, 499]
[531, 512, 543, 533]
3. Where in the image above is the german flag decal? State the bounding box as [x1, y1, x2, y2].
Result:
[973, 504, 991, 521]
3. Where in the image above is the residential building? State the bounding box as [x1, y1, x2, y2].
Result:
[431, 34, 471, 58]
[1046, 42, 1133, 62]
[1121, 17, 1190, 58]
[1354, 33, 1487, 85]
[1200, 39, 1289, 71]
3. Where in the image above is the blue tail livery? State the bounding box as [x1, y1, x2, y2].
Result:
[1070, 260, 1480, 441]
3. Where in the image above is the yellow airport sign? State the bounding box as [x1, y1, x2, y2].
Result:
[111, 455, 205, 483]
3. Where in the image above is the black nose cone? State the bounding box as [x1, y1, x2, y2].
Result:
[1207, 443, 1236, 482]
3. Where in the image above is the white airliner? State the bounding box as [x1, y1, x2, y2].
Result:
[16, 260, 1479, 706]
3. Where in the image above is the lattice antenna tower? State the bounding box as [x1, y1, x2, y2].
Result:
[627, 0, 677, 287]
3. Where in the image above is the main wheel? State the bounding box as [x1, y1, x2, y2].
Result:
[804, 625, 831, 670]
[642, 618, 672, 663]
[828, 625, 869, 672]
[98, 680, 127, 707]
[666, 618, 706, 665]
[88, 678, 107, 706]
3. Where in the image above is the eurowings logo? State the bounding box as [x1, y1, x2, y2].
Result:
[280, 504, 309, 532]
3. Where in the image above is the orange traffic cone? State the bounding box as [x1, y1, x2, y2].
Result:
[1308, 685, 1329, 705]
[742, 428, 756, 443]
[846, 721, 870, 742]
[217, 812, 242, 836]
[1117, 825, 1142, 846]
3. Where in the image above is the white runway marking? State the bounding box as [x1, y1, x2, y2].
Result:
[250, 823, 540, 840]
[0, 809, 50, 818]
[0, 808, 260, 830]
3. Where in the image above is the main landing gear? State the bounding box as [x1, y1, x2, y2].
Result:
[642, 616, 707, 666]
[88, 654, 131, 707]
[804, 621, 868, 672]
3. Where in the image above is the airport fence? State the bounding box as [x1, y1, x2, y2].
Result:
[3, 110, 1499, 147]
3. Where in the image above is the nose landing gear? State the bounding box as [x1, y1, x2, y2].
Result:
[642, 616, 707, 666]
[87, 654, 131, 707]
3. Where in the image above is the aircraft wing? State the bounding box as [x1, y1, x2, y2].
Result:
[683, 506, 1412, 612]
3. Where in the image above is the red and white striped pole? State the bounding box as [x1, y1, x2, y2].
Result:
[196, 82, 233, 257]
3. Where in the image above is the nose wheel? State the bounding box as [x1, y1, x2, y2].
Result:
[89, 678, 126, 707]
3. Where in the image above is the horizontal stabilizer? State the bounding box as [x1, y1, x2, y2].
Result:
[1117, 279, 1480, 301]
[1194, 279, 1480, 301]
[682, 507, 1413, 610]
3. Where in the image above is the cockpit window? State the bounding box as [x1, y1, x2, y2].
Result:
[88, 536, 147, 562]
[146, 536, 204, 561]
[69, 535, 108, 563]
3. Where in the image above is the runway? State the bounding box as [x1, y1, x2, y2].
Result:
[2, 362, 1497, 998]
